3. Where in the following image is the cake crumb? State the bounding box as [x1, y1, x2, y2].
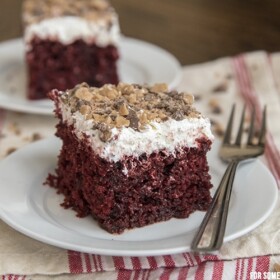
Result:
[31, 132, 42, 142]
[212, 82, 228, 93]
[6, 147, 17, 156]
[8, 122, 21, 136]
[225, 73, 233, 80]
[211, 119, 224, 138]
[209, 99, 222, 114]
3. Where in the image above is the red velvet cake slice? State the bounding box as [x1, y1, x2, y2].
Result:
[23, 0, 120, 99]
[47, 82, 214, 234]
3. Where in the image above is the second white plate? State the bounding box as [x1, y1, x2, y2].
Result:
[0, 138, 278, 256]
[0, 37, 182, 115]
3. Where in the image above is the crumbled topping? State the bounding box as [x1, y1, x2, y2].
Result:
[5, 147, 17, 156]
[208, 98, 222, 114]
[210, 119, 224, 138]
[57, 83, 201, 142]
[211, 82, 228, 93]
[7, 122, 21, 136]
[23, 0, 115, 26]
[31, 132, 43, 142]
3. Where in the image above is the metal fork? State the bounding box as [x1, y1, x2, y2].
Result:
[191, 104, 266, 252]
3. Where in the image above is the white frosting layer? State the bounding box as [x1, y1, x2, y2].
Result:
[24, 16, 120, 48]
[60, 102, 214, 163]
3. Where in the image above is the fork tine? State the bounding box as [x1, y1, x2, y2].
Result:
[258, 106, 267, 145]
[247, 107, 256, 145]
[223, 104, 235, 144]
[235, 105, 246, 145]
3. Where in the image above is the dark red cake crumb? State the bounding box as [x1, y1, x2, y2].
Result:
[46, 121, 213, 234]
[26, 38, 119, 100]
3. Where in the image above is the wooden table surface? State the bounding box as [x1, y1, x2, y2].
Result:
[0, 0, 280, 65]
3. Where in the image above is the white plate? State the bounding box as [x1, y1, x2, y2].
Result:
[0, 138, 277, 256]
[0, 37, 182, 115]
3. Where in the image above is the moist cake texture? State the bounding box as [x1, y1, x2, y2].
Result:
[23, 0, 120, 99]
[47, 83, 214, 234]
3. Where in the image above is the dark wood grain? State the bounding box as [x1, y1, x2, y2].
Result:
[1, 0, 280, 65]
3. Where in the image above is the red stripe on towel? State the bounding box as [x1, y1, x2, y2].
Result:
[84, 253, 92, 272]
[183, 253, 194, 266]
[163, 255, 176, 267]
[147, 256, 158, 269]
[194, 261, 206, 280]
[212, 261, 224, 280]
[97, 255, 104, 271]
[178, 267, 189, 279]
[246, 258, 254, 280]
[255, 255, 270, 273]
[117, 270, 133, 280]
[68, 251, 83, 273]
[159, 268, 174, 280]
[233, 56, 280, 186]
[131, 256, 142, 270]
[113, 256, 126, 270]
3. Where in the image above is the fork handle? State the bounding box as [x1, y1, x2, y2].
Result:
[191, 160, 239, 252]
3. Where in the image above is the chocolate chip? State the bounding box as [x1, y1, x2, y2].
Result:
[171, 110, 185, 121]
[127, 109, 139, 130]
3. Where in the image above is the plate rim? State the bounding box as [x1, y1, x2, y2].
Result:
[0, 36, 182, 115]
[0, 137, 278, 256]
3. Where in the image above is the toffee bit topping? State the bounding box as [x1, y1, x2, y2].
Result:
[211, 82, 228, 93]
[59, 83, 201, 142]
[23, 0, 114, 27]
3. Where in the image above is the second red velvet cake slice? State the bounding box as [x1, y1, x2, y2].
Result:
[47, 82, 214, 234]
[23, 0, 120, 99]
